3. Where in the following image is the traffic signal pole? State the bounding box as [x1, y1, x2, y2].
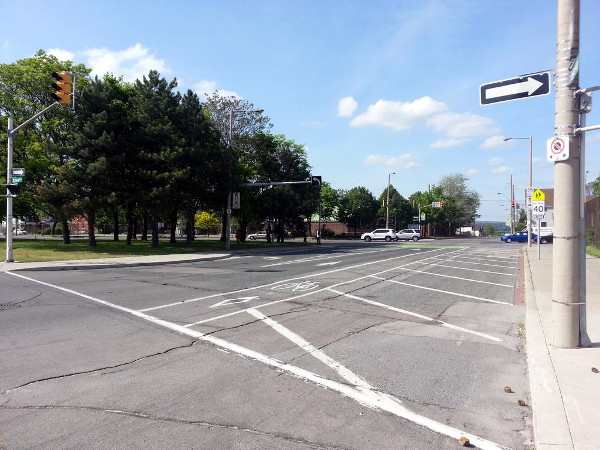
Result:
[5, 102, 59, 262]
[552, 0, 581, 348]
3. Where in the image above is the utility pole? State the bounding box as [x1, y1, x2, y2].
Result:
[552, 0, 581, 348]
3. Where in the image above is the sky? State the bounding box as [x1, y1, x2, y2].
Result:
[2, 0, 600, 222]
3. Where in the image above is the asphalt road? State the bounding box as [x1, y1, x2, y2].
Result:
[0, 238, 532, 449]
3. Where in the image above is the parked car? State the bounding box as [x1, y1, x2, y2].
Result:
[537, 234, 553, 244]
[247, 231, 267, 240]
[396, 229, 421, 241]
[13, 229, 27, 235]
[361, 229, 397, 242]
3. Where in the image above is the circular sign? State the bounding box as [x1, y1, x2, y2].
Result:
[550, 137, 565, 155]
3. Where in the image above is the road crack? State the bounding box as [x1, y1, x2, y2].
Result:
[0, 404, 347, 449]
[0, 340, 197, 395]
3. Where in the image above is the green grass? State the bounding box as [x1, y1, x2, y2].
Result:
[587, 245, 600, 258]
[0, 236, 310, 262]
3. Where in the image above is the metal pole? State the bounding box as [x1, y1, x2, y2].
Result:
[510, 174, 514, 234]
[6, 118, 14, 262]
[225, 110, 233, 251]
[579, 103, 587, 344]
[386, 172, 394, 228]
[528, 137, 533, 247]
[552, 0, 580, 348]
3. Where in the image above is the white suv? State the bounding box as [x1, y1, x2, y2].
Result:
[396, 229, 421, 241]
[361, 229, 397, 242]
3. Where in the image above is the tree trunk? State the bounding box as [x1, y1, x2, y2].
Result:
[141, 211, 148, 241]
[126, 204, 134, 245]
[113, 208, 119, 241]
[169, 208, 177, 244]
[88, 208, 97, 248]
[61, 217, 71, 244]
[185, 207, 195, 245]
[151, 206, 159, 248]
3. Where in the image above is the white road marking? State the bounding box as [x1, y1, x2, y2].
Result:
[140, 248, 449, 312]
[394, 267, 514, 287]
[369, 275, 513, 306]
[407, 261, 516, 276]
[209, 296, 259, 308]
[6, 271, 506, 450]
[316, 261, 341, 266]
[327, 289, 503, 342]
[427, 257, 514, 269]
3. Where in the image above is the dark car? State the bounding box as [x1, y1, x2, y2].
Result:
[500, 231, 530, 243]
[537, 234, 553, 244]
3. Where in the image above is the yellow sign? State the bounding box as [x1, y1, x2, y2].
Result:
[532, 189, 545, 201]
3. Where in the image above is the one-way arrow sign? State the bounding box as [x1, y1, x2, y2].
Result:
[480, 72, 551, 105]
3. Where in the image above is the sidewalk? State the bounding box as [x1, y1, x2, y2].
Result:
[524, 244, 600, 450]
[0, 252, 230, 272]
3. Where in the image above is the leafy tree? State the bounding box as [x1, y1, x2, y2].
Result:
[319, 182, 340, 221]
[377, 185, 413, 229]
[0, 50, 90, 243]
[338, 186, 378, 235]
[195, 211, 220, 232]
[438, 173, 480, 226]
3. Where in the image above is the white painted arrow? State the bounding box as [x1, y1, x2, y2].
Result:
[316, 261, 341, 266]
[485, 77, 543, 100]
[209, 296, 259, 308]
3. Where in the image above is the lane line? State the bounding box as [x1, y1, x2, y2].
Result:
[394, 267, 514, 287]
[183, 248, 469, 326]
[327, 289, 503, 342]
[369, 275, 513, 306]
[408, 261, 516, 276]
[426, 257, 515, 269]
[140, 248, 449, 312]
[6, 271, 506, 450]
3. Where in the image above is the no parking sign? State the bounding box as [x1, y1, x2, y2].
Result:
[547, 136, 570, 161]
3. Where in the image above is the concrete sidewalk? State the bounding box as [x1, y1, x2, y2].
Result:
[524, 244, 600, 450]
[0, 252, 231, 272]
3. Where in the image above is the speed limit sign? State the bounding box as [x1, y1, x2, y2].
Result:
[532, 200, 545, 218]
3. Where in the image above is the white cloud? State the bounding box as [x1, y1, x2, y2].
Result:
[481, 135, 509, 149]
[350, 96, 448, 131]
[364, 153, 421, 168]
[82, 43, 170, 82]
[492, 166, 512, 174]
[193, 80, 239, 98]
[426, 112, 500, 138]
[430, 138, 469, 148]
[47, 48, 74, 62]
[488, 157, 503, 166]
[337, 96, 358, 117]
[465, 168, 479, 176]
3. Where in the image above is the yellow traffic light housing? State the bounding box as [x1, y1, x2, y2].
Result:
[51, 71, 72, 106]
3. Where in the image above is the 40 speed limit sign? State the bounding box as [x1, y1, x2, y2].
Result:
[532, 200, 545, 218]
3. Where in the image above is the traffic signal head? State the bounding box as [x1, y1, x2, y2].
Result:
[4, 184, 20, 195]
[51, 71, 72, 106]
[440, 200, 445, 206]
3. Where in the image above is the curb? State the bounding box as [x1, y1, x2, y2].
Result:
[523, 248, 574, 450]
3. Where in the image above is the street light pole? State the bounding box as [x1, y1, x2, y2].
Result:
[226, 108, 263, 251]
[385, 172, 395, 229]
[504, 136, 533, 246]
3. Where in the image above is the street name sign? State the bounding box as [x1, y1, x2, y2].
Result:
[480, 72, 551, 105]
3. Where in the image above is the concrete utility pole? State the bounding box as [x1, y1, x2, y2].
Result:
[552, 0, 581, 348]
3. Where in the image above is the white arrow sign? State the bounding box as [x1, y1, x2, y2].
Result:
[209, 296, 259, 308]
[485, 77, 543, 100]
[480, 72, 551, 105]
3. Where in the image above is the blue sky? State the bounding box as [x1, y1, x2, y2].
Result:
[3, 0, 600, 221]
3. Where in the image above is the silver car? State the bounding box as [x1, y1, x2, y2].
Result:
[396, 229, 421, 241]
[361, 229, 397, 242]
[247, 231, 267, 240]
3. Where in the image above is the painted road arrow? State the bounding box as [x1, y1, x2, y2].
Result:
[209, 296, 259, 308]
[480, 72, 551, 105]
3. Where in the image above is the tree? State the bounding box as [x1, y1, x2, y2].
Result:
[438, 174, 480, 226]
[377, 185, 413, 229]
[195, 211, 220, 234]
[0, 50, 90, 243]
[338, 187, 378, 236]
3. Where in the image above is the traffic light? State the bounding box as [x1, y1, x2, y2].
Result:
[511, 199, 515, 207]
[440, 200, 445, 206]
[3, 184, 20, 195]
[382, 199, 386, 207]
[311, 175, 322, 186]
[51, 71, 72, 106]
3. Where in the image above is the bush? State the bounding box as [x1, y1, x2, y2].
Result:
[42, 224, 63, 235]
[320, 228, 335, 238]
